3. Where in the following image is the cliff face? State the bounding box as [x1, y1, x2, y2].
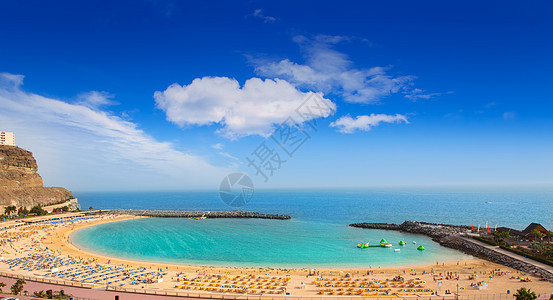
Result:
[0, 145, 43, 188]
[0, 145, 72, 207]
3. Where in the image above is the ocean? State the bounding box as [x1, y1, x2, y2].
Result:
[70, 188, 553, 268]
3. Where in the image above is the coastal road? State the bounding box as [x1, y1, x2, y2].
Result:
[460, 237, 553, 275]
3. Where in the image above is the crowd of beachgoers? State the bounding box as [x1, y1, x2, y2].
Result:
[0, 213, 552, 298]
[0, 215, 169, 289]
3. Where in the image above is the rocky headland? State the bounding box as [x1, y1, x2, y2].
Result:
[0, 145, 73, 208]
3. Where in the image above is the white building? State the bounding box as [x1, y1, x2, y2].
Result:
[0, 131, 15, 146]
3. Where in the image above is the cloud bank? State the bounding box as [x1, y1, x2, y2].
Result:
[253, 35, 430, 104]
[154, 76, 336, 139]
[330, 114, 409, 133]
[0, 73, 227, 190]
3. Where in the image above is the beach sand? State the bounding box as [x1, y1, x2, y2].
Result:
[3, 214, 553, 298]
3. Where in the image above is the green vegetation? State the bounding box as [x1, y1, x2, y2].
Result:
[39, 198, 73, 208]
[473, 236, 498, 246]
[532, 229, 546, 245]
[3, 205, 16, 215]
[30, 205, 48, 216]
[17, 206, 29, 216]
[500, 245, 553, 267]
[474, 233, 553, 267]
[0, 281, 5, 293]
[33, 289, 72, 299]
[493, 230, 509, 245]
[514, 287, 537, 300]
[11, 278, 25, 295]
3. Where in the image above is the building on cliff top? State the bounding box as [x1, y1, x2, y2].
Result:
[0, 131, 15, 146]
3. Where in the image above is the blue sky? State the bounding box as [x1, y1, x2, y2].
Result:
[0, 0, 552, 191]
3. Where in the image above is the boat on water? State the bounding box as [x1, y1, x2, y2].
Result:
[394, 249, 401, 252]
[417, 245, 425, 251]
[399, 240, 406, 245]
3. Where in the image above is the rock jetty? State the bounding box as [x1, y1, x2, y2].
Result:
[106, 209, 291, 220]
[350, 221, 470, 239]
[350, 221, 553, 282]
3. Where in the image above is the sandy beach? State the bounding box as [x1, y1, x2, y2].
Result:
[1, 214, 552, 298]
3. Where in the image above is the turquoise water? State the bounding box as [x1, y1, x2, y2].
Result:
[72, 218, 470, 268]
[70, 188, 553, 268]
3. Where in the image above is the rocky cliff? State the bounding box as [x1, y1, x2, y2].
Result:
[0, 145, 72, 208]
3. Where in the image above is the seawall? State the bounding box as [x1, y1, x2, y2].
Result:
[350, 221, 553, 282]
[350, 221, 470, 239]
[105, 209, 291, 220]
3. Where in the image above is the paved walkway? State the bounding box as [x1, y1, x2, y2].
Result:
[0, 275, 202, 300]
[461, 237, 553, 275]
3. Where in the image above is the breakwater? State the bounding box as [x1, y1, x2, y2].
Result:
[350, 221, 470, 239]
[105, 209, 291, 220]
[350, 221, 553, 282]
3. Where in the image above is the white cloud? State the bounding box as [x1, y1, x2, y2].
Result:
[0, 73, 24, 88]
[75, 91, 118, 108]
[218, 151, 239, 161]
[253, 35, 422, 104]
[0, 73, 228, 190]
[211, 143, 224, 150]
[251, 9, 277, 23]
[154, 76, 336, 139]
[330, 114, 409, 133]
[403, 88, 441, 101]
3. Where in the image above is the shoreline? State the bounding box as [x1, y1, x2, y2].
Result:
[63, 215, 470, 273]
[60, 215, 474, 273]
[2, 213, 552, 298]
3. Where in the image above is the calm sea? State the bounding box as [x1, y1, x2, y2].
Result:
[70, 188, 553, 268]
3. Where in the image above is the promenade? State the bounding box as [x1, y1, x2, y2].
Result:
[0, 275, 201, 300]
[461, 237, 553, 276]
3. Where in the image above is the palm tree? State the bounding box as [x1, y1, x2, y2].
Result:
[532, 229, 540, 242]
[3, 205, 16, 216]
[514, 287, 537, 300]
[0, 282, 5, 293]
[10, 278, 25, 295]
[536, 231, 546, 251]
[531, 229, 545, 247]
